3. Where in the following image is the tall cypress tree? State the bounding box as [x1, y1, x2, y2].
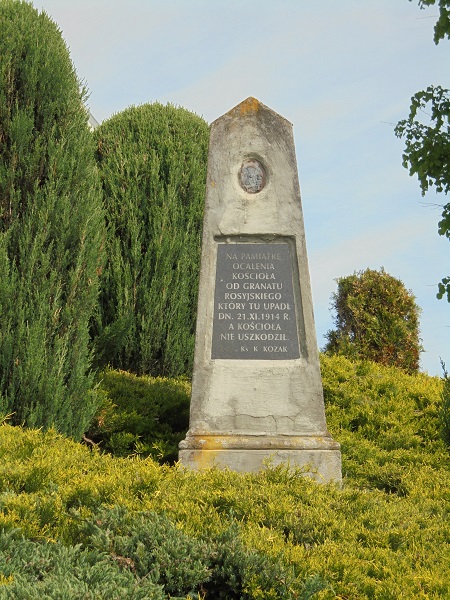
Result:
[0, 0, 105, 437]
[93, 103, 209, 377]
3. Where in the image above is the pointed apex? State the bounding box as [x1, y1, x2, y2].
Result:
[215, 97, 292, 127]
[236, 96, 261, 116]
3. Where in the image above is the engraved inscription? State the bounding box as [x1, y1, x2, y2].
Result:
[211, 243, 300, 360]
[239, 159, 265, 193]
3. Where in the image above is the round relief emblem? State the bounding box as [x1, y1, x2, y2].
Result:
[239, 158, 266, 194]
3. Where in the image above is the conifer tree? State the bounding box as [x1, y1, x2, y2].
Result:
[93, 103, 209, 377]
[0, 0, 105, 437]
[324, 268, 422, 373]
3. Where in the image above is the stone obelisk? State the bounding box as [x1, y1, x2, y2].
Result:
[179, 97, 341, 482]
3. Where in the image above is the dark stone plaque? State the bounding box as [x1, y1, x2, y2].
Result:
[211, 243, 300, 360]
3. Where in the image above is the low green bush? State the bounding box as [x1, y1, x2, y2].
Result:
[85, 369, 191, 463]
[321, 354, 445, 491]
[438, 361, 450, 447]
[323, 268, 422, 373]
[77, 505, 310, 600]
[0, 357, 448, 598]
[0, 529, 166, 599]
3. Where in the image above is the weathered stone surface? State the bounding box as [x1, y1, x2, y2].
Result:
[179, 97, 341, 483]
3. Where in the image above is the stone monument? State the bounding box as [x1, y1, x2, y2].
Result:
[179, 97, 341, 483]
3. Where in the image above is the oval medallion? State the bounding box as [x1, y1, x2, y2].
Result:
[239, 158, 266, 193]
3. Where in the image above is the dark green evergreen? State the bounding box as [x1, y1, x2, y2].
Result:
[324, 268, 422, 373]
[0, 1, 105, 437]
[86, 369, 191, 464]
[0, 529, 166, 599]
[93, 103, 209, 377]
[439, 360, 450, 448]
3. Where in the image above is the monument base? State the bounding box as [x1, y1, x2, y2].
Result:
[179, 434, 342, 483]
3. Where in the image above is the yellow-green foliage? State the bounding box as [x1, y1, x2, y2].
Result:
[87, 368, 191, 463]
[0, 356, 449, 598]
[321, 354, 446, 492]
[439, 363, 450, 446]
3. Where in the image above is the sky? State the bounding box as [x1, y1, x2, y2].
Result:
[36, 0, 449, 376]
